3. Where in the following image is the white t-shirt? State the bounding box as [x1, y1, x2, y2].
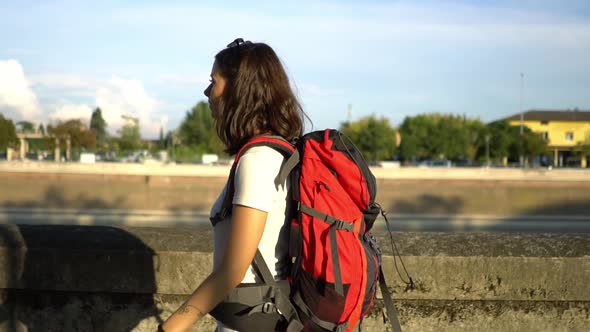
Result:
[211, 146, 291, 283]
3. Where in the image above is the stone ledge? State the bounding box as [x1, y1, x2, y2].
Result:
[3, 225, 589, 257]
[2, 291, 588, 332]
[1, 225, 589, 302]
[1, 224, 589, 331]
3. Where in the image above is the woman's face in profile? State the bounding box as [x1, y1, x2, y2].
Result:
[204, 60, 226, 119]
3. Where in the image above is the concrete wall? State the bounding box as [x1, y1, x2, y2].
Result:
[2, 161, 590, 181]
[0, 225, 588, 332]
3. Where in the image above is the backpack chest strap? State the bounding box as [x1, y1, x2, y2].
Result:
[299, 204, 354, 232]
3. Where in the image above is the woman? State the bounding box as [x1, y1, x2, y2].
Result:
[160, 38, 307, 332]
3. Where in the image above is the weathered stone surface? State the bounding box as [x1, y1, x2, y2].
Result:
[0, 291, 218, 332]
[380, 256, 590, 301]
[374, 232, 590, 257]
[1, 225, 589, 331]
[2, 292, 589, 332]
[5, 225, 589, 257]
[390, 300, 590, 332]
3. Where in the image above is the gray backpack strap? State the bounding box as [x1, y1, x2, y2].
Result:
[274, 149, 299, 188]
[252, 249, 276, 285]
[379, 267, 403, 332]
[212, 136, 295, 226]
[252, 250, 303, 332]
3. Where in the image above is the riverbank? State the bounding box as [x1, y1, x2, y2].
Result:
[3, 161, 590, 216]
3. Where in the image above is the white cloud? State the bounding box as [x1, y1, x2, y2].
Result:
[31, 72, 166, 138]
[0, 59, 40, 120]
[48, 103, 93, 124]
[31, 74, 97, 89]
[96, 76, 163, 138]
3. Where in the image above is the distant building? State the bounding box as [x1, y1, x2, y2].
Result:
[502, 109, 590, 167]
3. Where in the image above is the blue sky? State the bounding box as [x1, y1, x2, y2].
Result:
[1, 0, 589, 138]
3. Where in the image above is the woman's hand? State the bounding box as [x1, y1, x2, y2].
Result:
[160, 204, 268, 332]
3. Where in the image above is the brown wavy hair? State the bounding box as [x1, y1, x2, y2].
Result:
[213, 40, 308, 155]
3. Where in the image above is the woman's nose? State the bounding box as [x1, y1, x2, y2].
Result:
[204, 84, 211, 97]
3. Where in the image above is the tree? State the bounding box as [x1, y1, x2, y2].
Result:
[16, 121, 35, 133]
[38, 123, 45, 135]
[464, 119, 487, 162]
[159, 126, 165, 149]
[486, 120, 516, 162]
[486, 120, 548, 164]
[398, 113, 481, 162]
[523, 130, 548, 160]
[164, 130, 174, 149]
[340, 115, 398, 162]
[398, 115, 431, 161]
[578, 131, 590, 157]
[0, 113, 18, 150]
[178, 101, 224, 154]
[47, 119, 96, 152]
[90, 107, 107, 147]
[118, 125, 142, 151]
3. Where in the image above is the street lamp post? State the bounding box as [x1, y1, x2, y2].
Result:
[485, 134, 490, 167]
[518, 73, 524, 167]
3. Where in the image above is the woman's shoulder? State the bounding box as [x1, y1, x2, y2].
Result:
[235, 145, 286, 178]
[240, 145, 285, 161]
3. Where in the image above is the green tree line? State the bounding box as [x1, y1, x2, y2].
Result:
[2, 104, 586, 165]
[0, 101, 223, 162]
[393, 113, 549, 164]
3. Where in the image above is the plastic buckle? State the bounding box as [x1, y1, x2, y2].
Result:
[335, 219, 352, 232]
[262, 302, 277, 314]
[335, 322, 349, 332]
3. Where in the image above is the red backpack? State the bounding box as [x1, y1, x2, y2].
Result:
[210, 129, 406, 332]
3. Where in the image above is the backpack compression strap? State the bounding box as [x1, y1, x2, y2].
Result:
[252, 249, 304, 332]
[299, 204, 354, 296]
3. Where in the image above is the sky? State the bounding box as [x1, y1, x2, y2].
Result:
[1, 0, 589, 139]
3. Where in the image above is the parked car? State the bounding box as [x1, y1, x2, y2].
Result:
[418, 159, 452, 167]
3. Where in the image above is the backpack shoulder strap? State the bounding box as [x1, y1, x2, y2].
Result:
[209, 135, 296, 226]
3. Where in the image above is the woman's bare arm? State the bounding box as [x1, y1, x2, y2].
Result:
[160, 204, 268, 332]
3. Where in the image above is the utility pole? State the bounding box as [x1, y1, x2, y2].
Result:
[519, 73, 524, 168]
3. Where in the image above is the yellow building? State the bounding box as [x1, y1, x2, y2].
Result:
[504, 110, 590, 168]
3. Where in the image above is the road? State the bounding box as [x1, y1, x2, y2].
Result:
[1, 207, 589, 233]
